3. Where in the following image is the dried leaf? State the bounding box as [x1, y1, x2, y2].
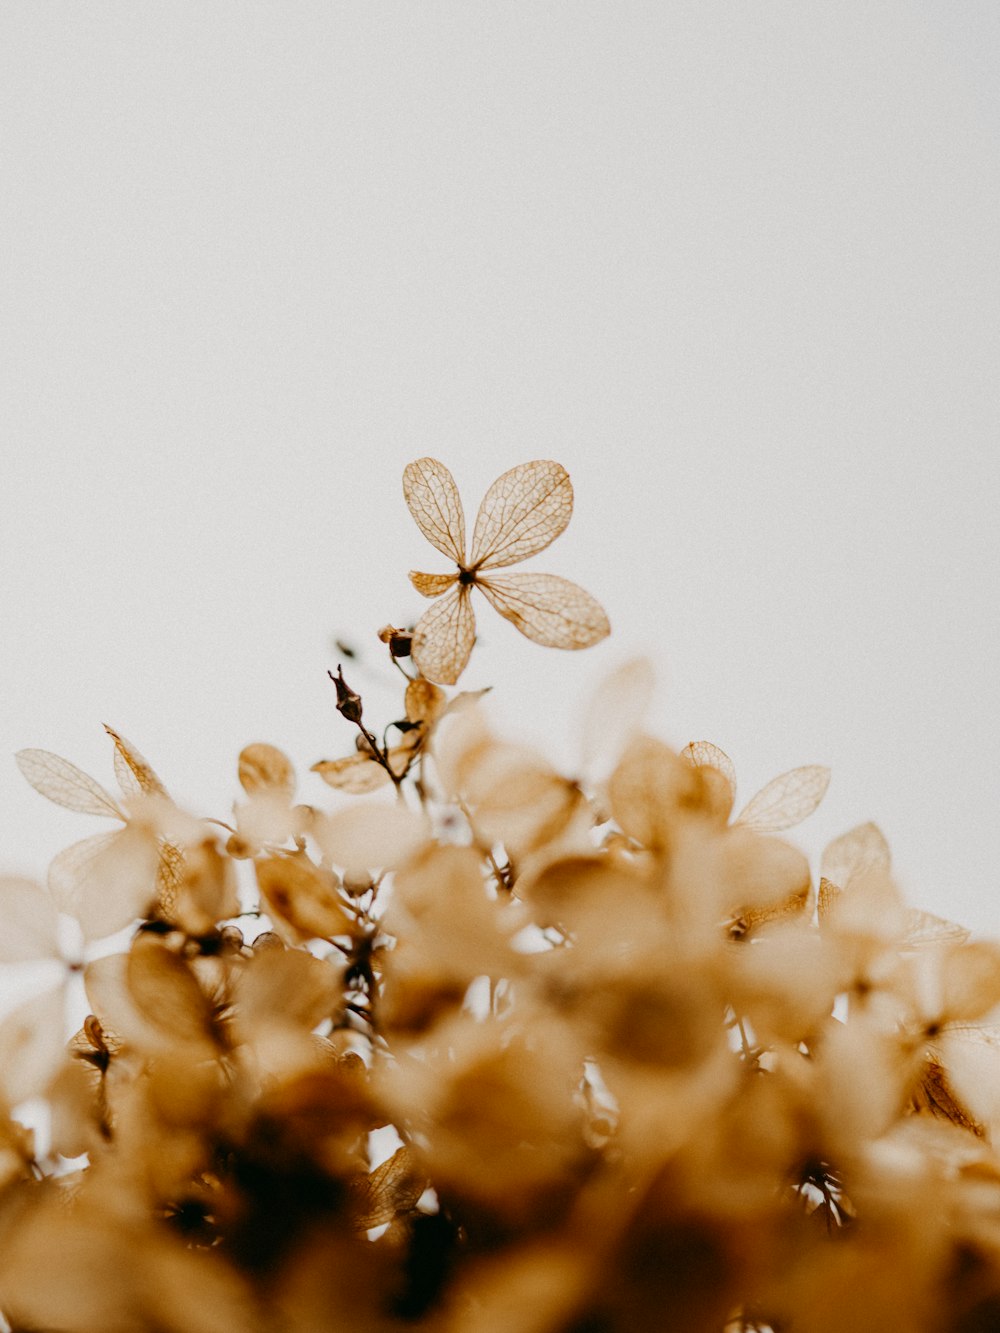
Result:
[820, 822, 891, 890]
[476, 571, 610, 650]
[103, 726, 168, 799]
[15, 749, 123, 820]
[256, 854, 350, 940]
[0, 878, 61, 962]
[734, 765, 830, 832]
[412, 583, 476, 685]
[469, 460, 573, 570]
[403, 458, 467, 564]
[351, 1146, 427, 1230]
[238, 742, 296, 798]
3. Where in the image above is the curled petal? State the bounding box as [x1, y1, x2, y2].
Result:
[103, 726, 169, 799]
[476, 572, 610, 650]
[470, 460, 574, 570]
[403, 458, 467, 564]
[409, 570, 458, 598]
[238, 742, 296, 797]
[412, 584, 477, 685]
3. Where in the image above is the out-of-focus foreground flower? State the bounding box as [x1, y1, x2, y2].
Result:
[0, 460, 996, 1332]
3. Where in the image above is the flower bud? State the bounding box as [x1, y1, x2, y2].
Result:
[329, 664, 363, 724]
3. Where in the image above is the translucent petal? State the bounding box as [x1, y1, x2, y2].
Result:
[0, 878, 60, 962]
[680, 741, 737, 819]
[581, 657, 656, 781]
[350, 1146, 426, 1231]
[402, 457, 466, 564]
[469, 460, 573, 570]
[409, 570, 457, 598]
[733, 765, 830, 832]
[103, 725, 168, 799]
[405, 677, 446, 725]
[820, 821, 891, 890]
[476, 572, 610, 649]
[256, 854, 350, 940]
[0, 984, 68, 1104]
[126, 934, 215, 1046]
[313, 803, 427, 877]
[48, 828, 159, 941]
[15, 749, 123, 820]
[312, 753, 392, 794]
[238, 742, 296, 797]
[903, 908, 969, 949]
[411, 583, 476, 685]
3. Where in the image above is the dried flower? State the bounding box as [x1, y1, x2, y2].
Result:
[403, 458, 610, 683]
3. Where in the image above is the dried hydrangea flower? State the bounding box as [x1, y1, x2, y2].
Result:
[403, 457, 610, 684]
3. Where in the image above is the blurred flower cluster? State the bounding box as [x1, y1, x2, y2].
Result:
[0, 461, 998, 1332]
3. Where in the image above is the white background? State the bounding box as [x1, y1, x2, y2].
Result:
[2, 4, 998, 937]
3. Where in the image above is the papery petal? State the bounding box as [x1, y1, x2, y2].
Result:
[470, 461, 573, 570]
[403, 458, 466, 564]
[256, 854, 350, 941]
[16, 749, 123, 820]
[0, 878, 61, 962]
[409, 570, 457, 598]
[103, 726, 169, 799]
[476, 572, 610, 650]
[48, 827, 159, 941]
[238, 742, 296, 797]
[733, 764, 830, 832]
[313, 802, 427, 877]
[581, 657, 656, 782]
[0, 984, 68, 1104]
[312, 753, 392, 794]
[820, 821, 891, 890]
[411, 583, 476, 685]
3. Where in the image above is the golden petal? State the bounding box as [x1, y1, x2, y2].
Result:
[409, 569, 458, 598]
[475, 572, 610, 649]
[312, 753, 392, 795]
[733, 764, 830, 833]
[469, 460, 573, 570]
[411, 583, 477, 685]
[103, 725, 169, 799]
[238, 742, 296, 797]
[402, 457, 467, 565]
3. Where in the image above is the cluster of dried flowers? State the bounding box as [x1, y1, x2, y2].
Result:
[1, 460, 999, 1332]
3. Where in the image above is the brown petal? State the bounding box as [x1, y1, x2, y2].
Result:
[312, 753, 392, 794]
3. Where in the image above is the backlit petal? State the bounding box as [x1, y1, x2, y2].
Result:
[476, 571, 610, 649]
[411, 583, 476, 685]
[403, 458, 466, 565]
[470, 460, 573, 570]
